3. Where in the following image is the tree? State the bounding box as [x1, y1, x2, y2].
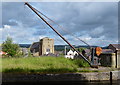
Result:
[2, 37, 21, 57]
[78, 48, 86, 52]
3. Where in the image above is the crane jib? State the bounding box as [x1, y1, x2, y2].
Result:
[24, 2, 92, 67]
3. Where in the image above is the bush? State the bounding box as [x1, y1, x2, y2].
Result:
[2, 37, 21, 57]
[78, 48, 86, 52]
[73, 59, 90, 67]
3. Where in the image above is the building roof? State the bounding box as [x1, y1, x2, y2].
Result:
[84, 48, 114, 54]
[102, 49, 114, 53]
[84, 49, 91, 53]
[30, 42, 39, 52]
[67, 49, 74, 55]
[30, 42, 39, 49]
[40, 37, 54, 42]
[42, 37, 51, 40]
[109, 44, 120, 50]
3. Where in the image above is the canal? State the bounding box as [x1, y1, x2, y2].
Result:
[2, 80, 120, 85]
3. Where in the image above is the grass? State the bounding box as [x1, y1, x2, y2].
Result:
[1, 56, 91, 73]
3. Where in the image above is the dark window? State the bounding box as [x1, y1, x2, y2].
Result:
[46, 49, 50, 52]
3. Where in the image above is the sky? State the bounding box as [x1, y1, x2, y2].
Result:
[1, 2, 119, 47]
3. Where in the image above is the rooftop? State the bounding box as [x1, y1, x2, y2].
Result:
[102, 49, 114, 53]
[30, 42, 39, 49]
[109, 44, 120, 50]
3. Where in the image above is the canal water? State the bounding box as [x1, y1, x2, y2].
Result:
[2, 80, 120, 85]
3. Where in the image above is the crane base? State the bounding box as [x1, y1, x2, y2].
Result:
[91, 65, 99, 68]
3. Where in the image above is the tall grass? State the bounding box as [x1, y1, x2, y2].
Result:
[2, 57, 90, 73]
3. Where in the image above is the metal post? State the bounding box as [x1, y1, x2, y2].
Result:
[91, 48, 95, 65]
[65, 46, 66, 55]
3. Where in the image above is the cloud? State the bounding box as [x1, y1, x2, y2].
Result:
[3, 25, 11, 29]
[1, 2, 118, 46]
[90, 26, 104, 38]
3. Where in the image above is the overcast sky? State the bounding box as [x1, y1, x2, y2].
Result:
[1, 2, 118, 47]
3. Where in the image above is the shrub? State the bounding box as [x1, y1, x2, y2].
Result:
[73, 59, 90, 67]
[78, 48, 86, 52]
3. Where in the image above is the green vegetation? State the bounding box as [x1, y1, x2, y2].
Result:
[2, 57, 91, 73]
[77, 69, 99, 72]
[2, 37, 22, 57]
[77, 48, 86, 52]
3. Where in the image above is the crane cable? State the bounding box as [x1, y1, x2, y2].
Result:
[32, 7, 91, 48]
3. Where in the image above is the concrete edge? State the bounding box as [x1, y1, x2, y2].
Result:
[2, 70, 120, 82]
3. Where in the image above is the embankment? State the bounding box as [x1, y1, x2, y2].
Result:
[2, 70, 120, 82]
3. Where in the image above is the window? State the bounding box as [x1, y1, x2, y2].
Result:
[46, 49, 50, 52]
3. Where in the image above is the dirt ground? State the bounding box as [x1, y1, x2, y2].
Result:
[77, 66, 120, 72]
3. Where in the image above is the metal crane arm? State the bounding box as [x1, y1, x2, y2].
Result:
[24, 2, 92, 66]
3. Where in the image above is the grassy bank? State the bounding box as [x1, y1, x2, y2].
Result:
[1, 56, 90, 73]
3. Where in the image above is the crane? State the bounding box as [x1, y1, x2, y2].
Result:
[24, 2, 102, 68]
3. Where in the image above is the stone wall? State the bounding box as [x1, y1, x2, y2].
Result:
[2, 71, 120, 82]
[40, 37, 54, 55]
[117, 50, 120, 68]
[100, 53, 116, 68]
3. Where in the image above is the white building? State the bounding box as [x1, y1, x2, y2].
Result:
[65, 49, 78, 59]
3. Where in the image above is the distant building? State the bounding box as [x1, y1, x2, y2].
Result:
[102, 49, 114, 53]
[100, 44, 120, 68]
[0, 46, 7, 57]
[30, 42, 39, 54]
[0, 45, 7, 57]
[30, 37, 54, 56]
[0, 51, 7, 57]
[65, 49, 78, 59]
[39, 37, 54, 55]
[81, 44, 120, 68]
[22, 48, 29, 57]
[108, 44, 120, 52]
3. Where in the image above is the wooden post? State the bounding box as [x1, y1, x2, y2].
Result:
[110, 71, 112, 85]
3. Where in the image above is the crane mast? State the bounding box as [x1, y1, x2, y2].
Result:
[24, 2, 99, 67]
